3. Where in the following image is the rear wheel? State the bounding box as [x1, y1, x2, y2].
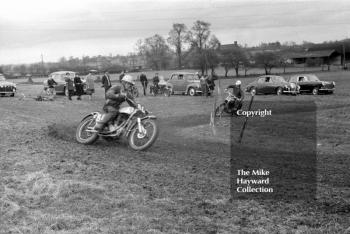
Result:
[128, 119, 158, 151]
[276, 87, 283, 96]
[76, 116, 99, 144]
[312, 87, 319, 95]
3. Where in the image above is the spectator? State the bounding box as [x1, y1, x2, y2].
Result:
[119, 71, 125, 83]
[101, 71, 112, 99]
[47, 76, 57, 98]
[152, 73, 160, 89]
[74, 75, 84, 100]
[85, 72, 95, 100]
[64, 73, 74, 101]
[207, 74, 216, 95]
[200, 75, 208, 97]
[140, 73, 148, 96]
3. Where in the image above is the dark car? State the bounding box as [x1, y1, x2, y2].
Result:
[0, 74, 16, 97]
[289, 74, 335, 95]
[245, 75, 299, 95]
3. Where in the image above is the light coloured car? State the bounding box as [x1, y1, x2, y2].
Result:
[44, 71, 86, 96]
[0, 74, 16, 97]
[166, 72, 204, 96]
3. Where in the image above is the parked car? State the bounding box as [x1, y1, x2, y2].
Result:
[0, 74, 16, 97]
[288, 74, 335, 95]
[43, 71, 86, 96]
[166, 72, 206, 96]
[245, 75, 299, 95]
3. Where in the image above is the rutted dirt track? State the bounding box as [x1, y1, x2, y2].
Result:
[0, 73, 350, 233]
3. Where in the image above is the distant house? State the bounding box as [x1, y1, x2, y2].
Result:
[289, 49, 341, 65]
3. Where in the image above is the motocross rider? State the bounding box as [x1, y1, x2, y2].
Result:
[93, 74, 137, 132]
[225, 80, 244, 112]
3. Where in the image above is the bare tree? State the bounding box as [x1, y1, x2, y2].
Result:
[137, 34, 171, 70]
[220, 45, 248, 77]
[254, 52, 279, 75]
[187, 20, 211, 74]
[167, 23, 187, 69]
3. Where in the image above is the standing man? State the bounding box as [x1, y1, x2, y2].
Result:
[152, 73, 160, 89]
[119, 70, 125, 83]
[64, 73, 74, 101]
[200, 75, 208, 97]
[101, 71, 112, 99]
[85, 72, 95, 100]
[140, 73, 148, 96]
[74, 75, 84, 100]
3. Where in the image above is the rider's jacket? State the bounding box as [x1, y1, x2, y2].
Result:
[105, 85, 136, 109]
[226, 85, 245, 100]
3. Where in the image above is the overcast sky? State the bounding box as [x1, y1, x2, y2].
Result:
[1, 0, 350, 64]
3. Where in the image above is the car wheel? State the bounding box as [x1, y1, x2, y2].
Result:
[188, 87, 196, 96]
[250, 87, 257, 96]
[276, 87, 283, 96]
[312, 87, 319, 95]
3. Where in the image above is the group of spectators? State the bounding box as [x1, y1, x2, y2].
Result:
[199, 72, 217, 97]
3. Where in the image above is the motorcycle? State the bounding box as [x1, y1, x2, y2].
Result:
[75, 97, 158, 151]
[215, 90, 242, 117]
[127, 84, 139, 98]
[149, 84, 171, 97]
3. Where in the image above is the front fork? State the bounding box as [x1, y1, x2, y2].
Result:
[137, 118, 146, 134]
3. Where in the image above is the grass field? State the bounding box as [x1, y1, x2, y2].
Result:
[0, 70, 349, 233]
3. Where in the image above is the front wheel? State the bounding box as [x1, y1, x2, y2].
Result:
[312, 87, 319, 95]
[128, 119, 158, 151]
[76, 116, 99, 144]
[188, 87, 196, 96]
[215, 103, 226, 117]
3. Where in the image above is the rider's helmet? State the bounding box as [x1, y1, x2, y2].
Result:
[122, 74, 135, 85]
[235, 80, 242, 86]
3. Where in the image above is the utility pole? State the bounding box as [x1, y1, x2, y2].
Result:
[41, 54, 44, 77]
[342, 44, 346, 69]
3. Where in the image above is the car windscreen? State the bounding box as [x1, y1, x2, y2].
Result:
[307, 75, 320, 82]
[274, 77, 286, 82]
[184, 74, 196, 80]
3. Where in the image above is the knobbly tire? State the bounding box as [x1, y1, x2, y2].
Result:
[215, 103, 226, 117]
[128, 119, 158, 151]
[76, 116, 99, 144]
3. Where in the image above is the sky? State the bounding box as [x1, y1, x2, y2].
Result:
[1, 0, 350, 64]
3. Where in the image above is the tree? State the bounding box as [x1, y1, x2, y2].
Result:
[254, 52, 279, 75]
[187, 20, 211, 74]
[167, 23, 187, 69]
[220, 45, 248, 77]
[205, 35, 221, 74]
[137, 34, 171, 70]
